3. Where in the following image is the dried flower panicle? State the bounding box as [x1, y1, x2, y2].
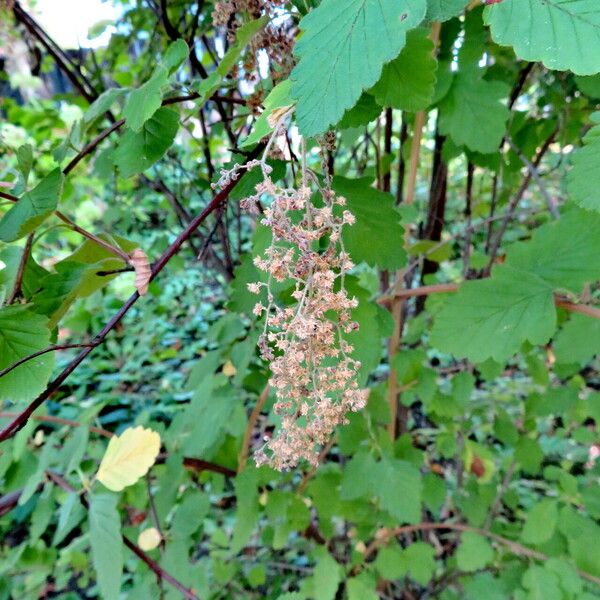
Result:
[220, 118, 368, 470]
[212, 0, 294, 82]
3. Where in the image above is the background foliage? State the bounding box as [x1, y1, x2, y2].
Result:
[1, 0, 600, 598]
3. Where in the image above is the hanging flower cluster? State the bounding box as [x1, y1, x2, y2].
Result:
[212, 0, 295, 81]
[215, 119, 368, 470]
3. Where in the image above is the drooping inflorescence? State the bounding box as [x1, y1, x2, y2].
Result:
[215, 117, 368, 470]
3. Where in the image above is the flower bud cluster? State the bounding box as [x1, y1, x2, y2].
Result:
[234, 131, 368, 470]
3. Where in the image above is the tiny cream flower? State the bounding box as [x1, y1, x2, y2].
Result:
[217, 124, 368, 470]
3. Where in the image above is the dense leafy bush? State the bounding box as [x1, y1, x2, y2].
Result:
[2, 0, 600, 598]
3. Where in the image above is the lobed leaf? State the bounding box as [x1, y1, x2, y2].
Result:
[290, 0, 427, 136]
[0, 169, 64, 242]
[485, 0, 600, 76]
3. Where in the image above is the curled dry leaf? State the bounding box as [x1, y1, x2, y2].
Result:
[129, 248, 151, 296]
[266, 105, 294, 128]
[96, 426, 161, 492]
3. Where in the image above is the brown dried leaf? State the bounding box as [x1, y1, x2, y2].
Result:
[129, 248, 151, 296]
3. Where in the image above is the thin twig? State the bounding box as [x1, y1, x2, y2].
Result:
[6, 233, 33, 304]
[484, 459, 517, 530]
[352, 521, 600, 587]
[0, 191, 130, 263]
[45, 470, 199, 599]
[0, 149, 263, 443]
[0, 411, 113, 438]
[0, 343, 97, 380]
[238, 385, 270, 473]
[378, 282, 600, 321]
[507, 138, 559, 219]
[486, 129, 557, 273]
[54, 212, 130, 262]
[181, 457, 237, 478]
[297, 438, 336, 494]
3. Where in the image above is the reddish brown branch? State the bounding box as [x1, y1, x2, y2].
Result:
[0, 343, 97, 380]
[45, 471, 199, 599]
[0, 149, 261, 443]
[0, 413, 234, 478]
[0, 411, 113, 438]
[353, 521, 600, 586]
[379, 283, 600, 321]
[13, 2, 97, 102]
[238, 385, 270, 473]
[182, 457, 237, 478]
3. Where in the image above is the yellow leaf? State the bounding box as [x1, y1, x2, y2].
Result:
[222, 360, 237, 377]
[96, 426, 161, 492]
[137, 527, 162, 551]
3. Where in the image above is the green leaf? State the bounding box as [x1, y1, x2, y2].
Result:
[347, 573, 378, 600]
[163, 39, 189, 74]
[567, 114, 600, 212]
[176, 386, 237, 456]
[291, 0, 427, 136]
[0, 305, 54, 402]
[122, 67, 169, 131]
[114, 107, 179, 177]
[191, 17, 267, 116]
[32, 236, 134, 328]
[375, 544, 406, 579]
[312, 551, 342, 600]
[438, 70, 510, 154]
[89, 493, 123, 600]
[463, 573, 507, 600]
[0, 169, 64, 242]
[53, 492, 86, 546]
[515, 437, 543, 474]
[232, 468, 260, 552]
[456, 532, 494, 572]
[426, 0, 468, 21]
[522, 565, 562, 600]
[521, 499, 558, 545]
[376, 457, 422, 523]
[333, 176, 406, 269]
[340, 451, 378, 501]
[430, 266, 556, 363]
[546, 559, 583, 597]
[16, 144, 33, 183]
[0, 245, 48, 301]
[216, 17, 268, 77]
[575, 75, 600, 98]
[83, 88, 126, 124]
[404, 542, 436, 585]
[338, 93, 382, 129]
[370, 28, 437, 112]
[240, 80, 293, 148]
[19, 441, 55, 505]
[346, 278, 394, 384]
[485, 0, 600, 76]
[504, 208, 600, 293]
[554, 314, 600, 364]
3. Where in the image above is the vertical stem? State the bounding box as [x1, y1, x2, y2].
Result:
[382, 108, 393, 193]
[380, 109, 394, 291]
[386, 22, 441, 439]
[463, 162, 474, 277]
[386, 111, 426, 439]
[396, 119, 408, 205]
[7, 234, 33, 304]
